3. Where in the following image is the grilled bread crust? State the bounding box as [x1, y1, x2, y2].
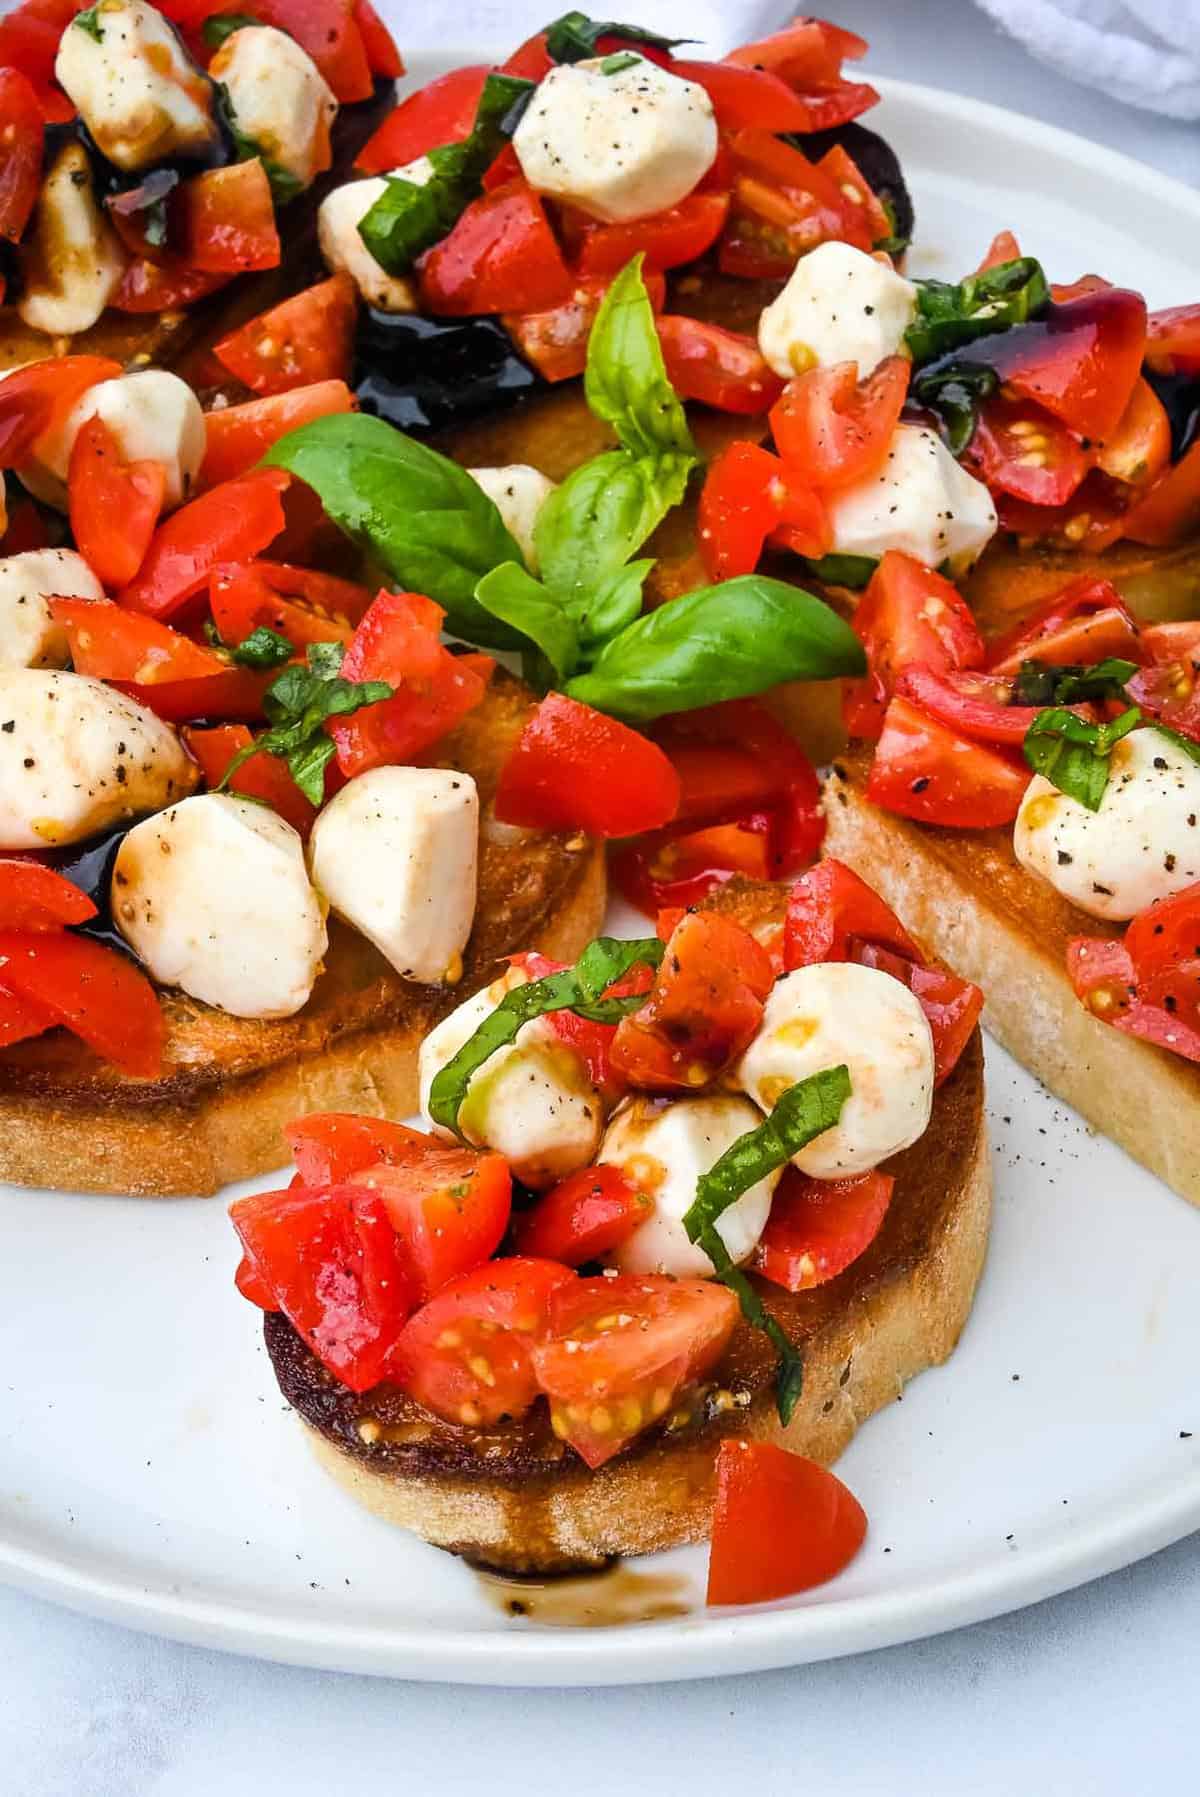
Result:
[265, 877, 991, 1574]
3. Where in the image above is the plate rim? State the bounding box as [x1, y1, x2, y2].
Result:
[5, 71, 1200, 1685]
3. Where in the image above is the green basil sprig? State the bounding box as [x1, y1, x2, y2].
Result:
[543, 11, 692, 61]
[359, 74, 534, 276]
[682, 1066, 853, 1425]
[905, 257, 1051, 367]
[428, 936, 665, 1136]
[1023, 705, 1141, 812]
[216, 642, 392, 806]
[583, 256, 698, 467]
[1013, 658, 1138, 708]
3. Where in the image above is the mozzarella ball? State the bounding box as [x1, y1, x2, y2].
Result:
[467, 465, 558, 573]
[758, 241, 917, 380]
[210, 26, 337, 192]
[17, 140, 126, 338]
[317, 168, 429, 313]
[738, 963, 934, 1178]
[0, 550, 103, 670]
[0, 669, 197, 849]
[513, 56, 717, 224]
[598, 1093, 779, 1278]
[1014, 726, 1200, 922]
[308, 766, 478, 983]
[419, 969, 604, 1190]
[826, 423, 998, 575]
[55, 0, 218, 172]
[113, 794, 326, 1017]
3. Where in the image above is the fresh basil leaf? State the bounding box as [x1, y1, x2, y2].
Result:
[803, 552, 879, 590]
[1023, 705, 1141, 811]
[905, 257, 1050, 366]
[910, 360, 999, 455]
[584, 256, 698, 466]
[218, 642, 393, 807]
[264, 414, 530, 651]
[1013, 657, 1137, 708]
[73, 6, 105, 40]
[474, 562, 579, 682]
[566, 575, 866, 721]
[578, 557, 653, 648]
[286, 734, 338, 807]
[1152, 723, 1200, 767]
[534, 451, 674, 625]
[428, 935, 665, 1136]
[230, 625, 293, 670]
[543, 11, 692, 62]
[358, 73, 533, 275]
[202, 11, 260, 47]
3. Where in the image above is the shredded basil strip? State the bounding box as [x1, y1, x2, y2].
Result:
[202, 11, 260, 47]
[216, 642, 393, 806]
[427, 936, 665, 1136]
[543, 11, 692, 62]
[1023, 705, 1142, 812]
[230, 625, 294, 670]
[1013, 657, 1137, 708]
[358, 73, 534, 275]
[681, 1066, 851, 1424]
[803, 552, 879, 590]
[905, 257, 1051, 367]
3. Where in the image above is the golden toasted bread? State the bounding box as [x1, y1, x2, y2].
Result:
[0, 671, 605, 1197]
[264, 876, 991, 1575]
[823, 749, 1200, 1207]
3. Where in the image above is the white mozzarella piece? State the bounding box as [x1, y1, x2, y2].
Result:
[758, 241, 917, 380]
[210, 26, 337, 191]
[54, 0, 218, 171]
[0, 669, 197, 849]
[419, 968, 604, 1190]
[112, 794, 326, 1017]
[0, 550, 103, 670]
[513, 55, 717, 224]
[317, 163, 431, 312]
[16, 369, 206, 514]
[826, 423, 998, 574]
[17, 140, 126, 338]
[467, 465, 558, 573]
[308, 766, 479, 982]
[1014, 726, 1200, 922]
[738, 962, 934, 1178]
[598, 1093, 779, 1278]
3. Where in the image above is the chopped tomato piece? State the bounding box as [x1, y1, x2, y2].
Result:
[1120, 440, 1200, 549]
[212, 274, 358, 396]
[531, 1274, 739, 1468]
[243, 0, 373, 102]
[514, 1166, 654, 1267]
[1096, 377, 1171, 488]
[564, 192, 729, 277]
[2, 355, 120, 474]
[894, 664, 1069, 748]
[855, 940, 983, 1085]
[783, 857, 919, 970]
[967, 396, 1089, 507]
[614, 811, 775, 915]
[111, 254, 229, 314]
[845, 549, 985, 737]
[356, 65, 490, 172]
[1067, 919, 1200, 1064]
[50, 598, 224, 684]
[672, 57, 824, 132]
[348, 1145, 512, 1303]
[0, 498, 50, 556]
[418, 179, 573, 317]
[1145, 303, 1200, 377]
[724, 18, 877, 132]
[771, 357, 909, 493]
[178, 159, 280, 274]
[0, 0, 78, 121]
[0, 930, 163, 1077]
[115, 666, 275, 723]
[1125, 884, 1200, 982]
[351, 0, 402, 76]
[389, 1257, 576, 1426]
[719, 129, 871, 278]
[495, 693, 680, 837]
[285, 1111, 440, 1185]
[67, 415, 166, 589]
[503, 273, 665, 383]
[656, 315, 783, 415]
[507, 949, 653, 1105]
[231, 1184, 416, 1391]
[500, 29, 552, 79]
[0, 69, 44, 242]
[986, 576, 1142, 675]
[610, 908, 773, 1092]
[973, 229, 1022, 273]
[982, 287, 1147, 445]
[707, 1440, 867, 1604]
[866, 695, 1030, 828]
[0, 979, 57, 1049]
[0, 859, 95, 931]
[119, 468, 290, 620]
[210, 559, 370, 650]
[698, 440, 829, 581]
[183, 724, 319, 835]
[754, 1166, 894, 1291]
[200, 380, 354, 487]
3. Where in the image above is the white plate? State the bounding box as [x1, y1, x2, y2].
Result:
[4, 69, 1200, 1686]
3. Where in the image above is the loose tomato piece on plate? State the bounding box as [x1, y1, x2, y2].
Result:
[655, 315, 784, 415]
[212, 273, 359, 395]
[564, 191, 729, 277]
[327, 590, 494, 776]
[348, 1143, 512, 1303]
[985, 575, 1142, 674]
[0, 68, 44, 242]
[389, 1257, 576, 1426]
[210, 559, 369, 649]
[494, 692, 681, 837]
[867, 694, 1031, 827]
[707, 1440, 868, 1605]
[514, 1166, 654, 1267]
[0, 859, 95, 930]
[355, 64, 490, 172]
[230, 1184, 416, 1391]
[418, 179, 573, 316]
[783, 857, 920, 969]
[966, 396, 1089, 507]
[200, 379, 354, 487]
[610, 908, 773, 1091]
[754, 1166, 894, 1292]
[503, 273, 665, 382]
[771, 356, 909, 492]
[531, 1274, 739, 1468]
[0, 929, 164, 1076]
[177, 159, 281, 274]
[68, 415, 167, 589]
[50, 598, 225, 684]
[119, 467, 290, 619]
[183, 724, 319, 836]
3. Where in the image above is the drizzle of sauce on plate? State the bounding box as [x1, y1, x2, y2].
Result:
[477, 1562, 693, 1628]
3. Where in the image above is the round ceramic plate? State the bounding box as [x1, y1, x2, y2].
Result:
[4, 65, 1200, 1685]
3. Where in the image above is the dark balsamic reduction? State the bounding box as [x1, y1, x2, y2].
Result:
[353, 310, 545, 435]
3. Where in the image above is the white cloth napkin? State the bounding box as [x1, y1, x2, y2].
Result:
[973, 0, 1200, 118]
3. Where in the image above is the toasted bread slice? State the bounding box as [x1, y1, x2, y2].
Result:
[0, 671, 605, 1197]
[264, 877, 991, 1575]
[823, 749, 1200, 1207]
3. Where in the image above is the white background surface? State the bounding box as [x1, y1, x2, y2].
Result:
[8, 0, 1200, 1787]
